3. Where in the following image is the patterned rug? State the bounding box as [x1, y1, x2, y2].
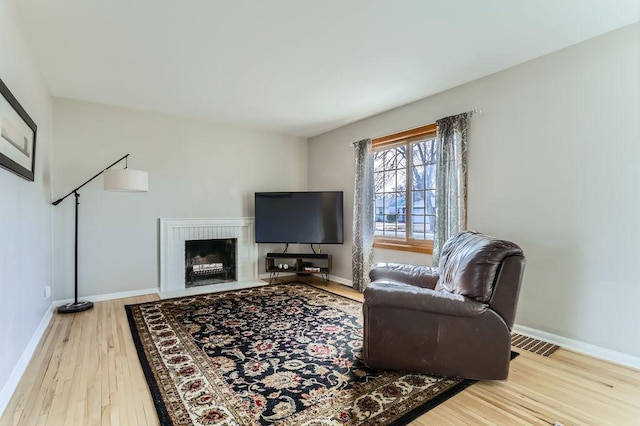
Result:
[126, 283, 508, 425]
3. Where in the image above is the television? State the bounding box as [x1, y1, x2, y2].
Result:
[254, 191, 344, 244]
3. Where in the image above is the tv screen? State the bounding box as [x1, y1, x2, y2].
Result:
[254, 191, 344, 244]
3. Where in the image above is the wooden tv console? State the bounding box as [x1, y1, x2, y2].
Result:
[265, 253, 332, 284]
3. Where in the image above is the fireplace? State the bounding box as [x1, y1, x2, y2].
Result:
[185, 238, 237, 287]
[159, 217, 259, 297]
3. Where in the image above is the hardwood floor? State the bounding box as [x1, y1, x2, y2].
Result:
[2, 282, 639, 425]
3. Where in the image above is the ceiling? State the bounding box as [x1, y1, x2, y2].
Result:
[14, 0, 640, 137]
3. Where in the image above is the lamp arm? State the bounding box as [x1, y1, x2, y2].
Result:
[52, 154, 130, 206]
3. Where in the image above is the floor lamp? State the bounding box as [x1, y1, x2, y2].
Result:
[52, 154, 148, 314]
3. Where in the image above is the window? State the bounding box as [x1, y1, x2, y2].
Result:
[373, 124, 437, 254]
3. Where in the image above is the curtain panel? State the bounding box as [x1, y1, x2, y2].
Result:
[432, 113, 469, 266]
[352, 138, 374, 292]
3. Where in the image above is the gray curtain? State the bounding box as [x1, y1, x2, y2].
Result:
[432, 113, 469, 266]
[352, 138, 374, 292]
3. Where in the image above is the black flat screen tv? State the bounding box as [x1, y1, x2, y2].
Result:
[254, 191, 344, 244]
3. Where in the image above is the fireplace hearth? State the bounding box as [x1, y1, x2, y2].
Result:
[185, 238, 237, 287]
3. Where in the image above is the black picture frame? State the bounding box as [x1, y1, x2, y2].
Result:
[0, 78, 37, 181]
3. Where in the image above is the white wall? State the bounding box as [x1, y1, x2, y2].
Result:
[52, 99, 307, 299]
[309, 23, 640, 358]
[0, 0, 53, 407]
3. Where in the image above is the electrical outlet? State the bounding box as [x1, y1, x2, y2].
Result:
[44, 286, 51, 299]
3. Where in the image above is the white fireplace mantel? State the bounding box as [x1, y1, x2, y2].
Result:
[159, 217, 261, 297]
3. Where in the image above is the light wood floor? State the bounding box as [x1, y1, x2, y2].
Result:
[2, 281, 639, 425]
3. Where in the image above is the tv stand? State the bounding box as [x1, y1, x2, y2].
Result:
[266, 252, 332, 284]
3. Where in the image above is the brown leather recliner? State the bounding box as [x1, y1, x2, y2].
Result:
[363, 231, 525, 380]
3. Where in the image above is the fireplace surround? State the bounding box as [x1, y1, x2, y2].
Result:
[159, 218, 259, 297]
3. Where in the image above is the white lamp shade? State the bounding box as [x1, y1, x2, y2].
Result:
[104, 169, 148, 192]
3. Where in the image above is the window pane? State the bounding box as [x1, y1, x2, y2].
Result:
[385, 193, 397, 236]
[412, 216, 435, 238]
[395, 193, 405, 216]
[396, 168, 406, 192]
[395, 146, 406, 169]
[396, 222, 405, 238]
[411, 165, 425, 191]
[409, 188, 420, 240]
[375, 194, 385, 222]
[411, 217, 424, 239]
[384, 194, 396, 218]
[387, 147, 398, 169]
[374, 150, 385, 170]
[411, 190, 424, 213]
[412, 142, 426, 166]
[383, 171, 396, 192]
[428, 140, 437, 163]
[425, 164, 436, 189]
[374, 171, 384, 194]
[410, 188, 433, 240]
[412, 140, 436, 163]
[375, 192, 386, 237]
[425, 190, 436, 215]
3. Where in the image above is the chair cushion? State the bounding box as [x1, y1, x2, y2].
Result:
[369, 263, 440, 289]
[435, 231, 523, 302]
[365, 281, 487, 317]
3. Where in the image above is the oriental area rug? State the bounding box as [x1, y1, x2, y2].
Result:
[126, 283, 482, 425]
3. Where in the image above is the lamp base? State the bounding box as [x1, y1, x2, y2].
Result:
[57, 301, 94, 314]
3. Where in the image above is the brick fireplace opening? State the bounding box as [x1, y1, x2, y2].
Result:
[185, 238, 237, 287]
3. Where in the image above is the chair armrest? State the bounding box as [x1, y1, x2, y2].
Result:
[369, 263, 440, 289]
[364, 281, 487, 317]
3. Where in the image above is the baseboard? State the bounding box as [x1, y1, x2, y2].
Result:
[513, 324, 640, 370]
[0, 303, 55, 418]
[53, 287, 159, 306]
[328, 274, 353, 287]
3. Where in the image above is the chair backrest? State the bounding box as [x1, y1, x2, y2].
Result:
[435, 231, 525, 328]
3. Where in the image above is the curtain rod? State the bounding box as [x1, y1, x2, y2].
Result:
[350, 108, 482, 146]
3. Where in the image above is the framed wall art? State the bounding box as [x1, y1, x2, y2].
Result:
[0, 78, 37, 181]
